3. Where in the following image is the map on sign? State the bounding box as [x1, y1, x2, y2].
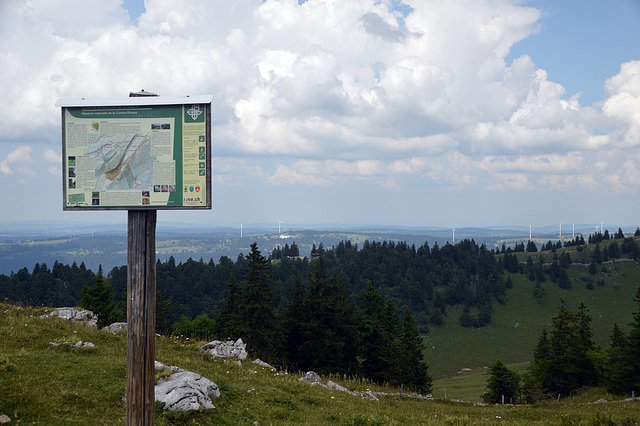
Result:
[88, 132, 153, 191]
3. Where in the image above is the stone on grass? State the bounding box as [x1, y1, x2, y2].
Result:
[106, 322, 127, 334]
[326, 380, 350, 393]
[298, 371, 324, 386]
[200, 339, 247, 360]
[155, 371, 220, 412]
[252, 359, 273, 369]
[39, 307, 98, 327]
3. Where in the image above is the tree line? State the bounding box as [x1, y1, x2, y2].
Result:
[4, 233, 640, 333]
[212, 244, 432, 391]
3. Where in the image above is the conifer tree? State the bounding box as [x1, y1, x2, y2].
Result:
[156, 290, 174, 335]
[239, 243, 282, 362]
[80, 271, 115, 328]
[370, 299, 401, 384]
[529, 299, 598, 396]
[618, 286, 640, 394]
[283, 275, 306, 370]
[607, 322, 629, 394]
[295, 257, 359, 374]
[216, 275, 242, 339]
[397, 308, 432, 392]
[486, 359, 520, 404]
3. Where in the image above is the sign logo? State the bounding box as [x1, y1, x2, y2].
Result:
[186, 104, 203, 121]
[195, 186, 200, 192]
[189, 187, 194, 192]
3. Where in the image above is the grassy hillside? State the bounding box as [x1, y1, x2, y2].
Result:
[426, 250, 640, 401]
[1, 303, 639, 425]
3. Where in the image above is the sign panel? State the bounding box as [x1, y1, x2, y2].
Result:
[56, 95, 212, 210]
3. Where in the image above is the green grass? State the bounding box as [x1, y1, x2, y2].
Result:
[1, 303, 639, 425]
[425, 254, 639, 387]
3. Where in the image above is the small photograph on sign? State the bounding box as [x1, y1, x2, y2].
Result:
[68, 167, 76, 178]
[68, 178, 76, 189]
[151, 123, 171, 130]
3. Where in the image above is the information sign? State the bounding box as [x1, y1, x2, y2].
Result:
[56, 95, 212, 210]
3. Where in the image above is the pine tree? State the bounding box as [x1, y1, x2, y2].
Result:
[295, 257, 359, 374]
[80, 271, 115, 328]
[358, 282, 385, 375]
[607, 322, 629, 394]
[283, 275, 306, 370]
[486, 359, 520, 404]
[396, 308, 432, 392]
[619, 286, 640, 394]
[239, 243, 283, 362]
[156, 290, 174, 335]
[529, 299, 598, 397]
[216, 275, 242, 339]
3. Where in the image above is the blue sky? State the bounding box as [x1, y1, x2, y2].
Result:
[0, 0, 639, 230]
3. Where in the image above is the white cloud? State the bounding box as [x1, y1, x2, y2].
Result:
[266, 159, 385, 185]
[0, 0, 637, 203]
[486, 173, 533, 191]
[48, 165, 61, 177]
[0, 161, 11, 176]
[1, 145, 34, 176]
[6, 145, 32, 164]
[480, 152, 585, 174]
[602, 61, 640, 147]
[44, 148, 61, 163]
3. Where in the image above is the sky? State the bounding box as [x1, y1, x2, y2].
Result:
[0, 0, 639, 230]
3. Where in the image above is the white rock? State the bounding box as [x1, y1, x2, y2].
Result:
[40, 307, 98, 327]
[155, 371, 220, 411]
[106, 322, 127, 334]
[298, 371, 324, 386]
[200, 339, 248, 360]
[252, 359, 273, 369]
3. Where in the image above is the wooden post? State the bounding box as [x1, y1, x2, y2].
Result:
[127, 210, 157, 425]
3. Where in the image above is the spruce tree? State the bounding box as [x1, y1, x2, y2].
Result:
[80, 271, 115, 328]
[295, 257, 359, 374]
[239, 243, 282, 362]
[397, 308, 432, 392]
[607, 322, 629, 394]
[358, 282, 385, 378]
[282, 275, 306, 370]
[216, 275, 242, 340]
[529, 299, 598, 397]
[486, 359, 520, 404]
[620, 286, 640, 394]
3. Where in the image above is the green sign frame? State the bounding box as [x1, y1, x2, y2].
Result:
[56, 95, 212, 210]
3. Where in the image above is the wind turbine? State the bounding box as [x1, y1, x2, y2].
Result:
[559, 223, 562, 238]
[452, 227, 455, 244]
[529, 225, 532, 240]
[276, 219, 284, 234]
[238, 222, 244, 238]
